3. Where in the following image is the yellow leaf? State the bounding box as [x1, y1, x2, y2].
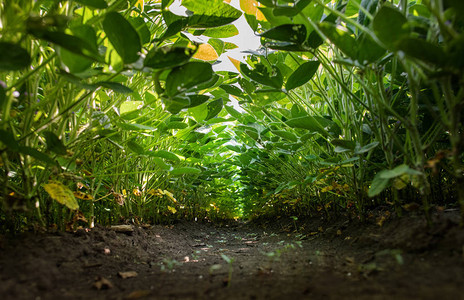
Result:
[240, 0, 265, 21]
[224, 0, 231, 3]
[43, 181, 79, 210]
[73, 191, 93, 200]
[167, 206, 177, 214]
[162, 190, 177, 203]
[193, 43, 218, 61]
[228, 56, 241, 72]
[133, 188, 142, 196]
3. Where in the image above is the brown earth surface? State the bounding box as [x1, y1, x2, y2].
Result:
[1, 210, 464, 300]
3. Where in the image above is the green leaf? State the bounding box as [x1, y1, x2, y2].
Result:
[368, 172, 390, 197]
[170, 166, 201, 175]
[0, 42, 31, 71]
[42, 131, 67, 155]
[187, 95, 210, 108]
[331, 139, 356, 152]
[167, 121, 188, 129]
[30, 31, 102, 62]
[272, 130, 298, 142]
[73, 0, 107, 9]
[285, 61, 320, 91]
[379, 164, 422, 179]
[165, 62, 213, 97]
[128, 17, 151, 45]
[373, 5, 409, 49]
[120, 101, 143, 115]
[286, 116, 329, 136]
[182, 0, 242, 28]
[164, 97, 190, 114]
[396, 38, 446, 65]
[200, 24, 239, 38]
[117, 123, 156, 131]
[98, 81, 133, 94]
[59, 25, 97, 73]
[43, 181, 79, 210]
[355, 141, 379, 154]
[318, 23, 358, 59]
[240, 63, 283, 89]
[126, 140, 145, 154]
[0, 85, 5, 107]
[152, 157, 172, 171]
[205, 98, 224, 121]
[260, 24, 306, 44]
[147, 150, 180, 162]
[18, 146, 57, 165]
[356, 32, 386, 63]
[103, 12, 141, 64]
[225, 105, 243, 122]
[144, 46, 195, 70]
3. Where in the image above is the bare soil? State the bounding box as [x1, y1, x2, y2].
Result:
[1, 211, 464, 300]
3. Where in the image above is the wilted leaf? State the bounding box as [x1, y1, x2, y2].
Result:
[93, 276, 113, 290]
[118, 271, 138, 279]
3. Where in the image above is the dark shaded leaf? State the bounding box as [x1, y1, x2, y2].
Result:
[373, 5, 409, 49]
[165, 62, 213, 97]
[0, 129, 19, 151]
[42, 131, 67, 155]
[98, 81, 133, 94]
[260, 24, 306, 44]
[240, 63, 283, 89]
[396, 38, 446, 65]
[0, 42, 31, 71]
[128, 17, 151, 45]
[144, 46, 195, 70]
[18, 146, 57, 165]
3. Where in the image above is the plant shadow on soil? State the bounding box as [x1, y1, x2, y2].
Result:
[1, 211, 464, 300]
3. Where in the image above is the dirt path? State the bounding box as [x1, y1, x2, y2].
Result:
[1, 212, 464, 299]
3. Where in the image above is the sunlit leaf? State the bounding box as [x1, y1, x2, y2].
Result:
[193, 43, 219, 61]
[228, 56, 241, 72]
[43, 181, 79, 210]
[170, 167, 201, 175]
[272, 130, 298, 142]
[182, 0, 242, 28]
[200, 24, 239, 38]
